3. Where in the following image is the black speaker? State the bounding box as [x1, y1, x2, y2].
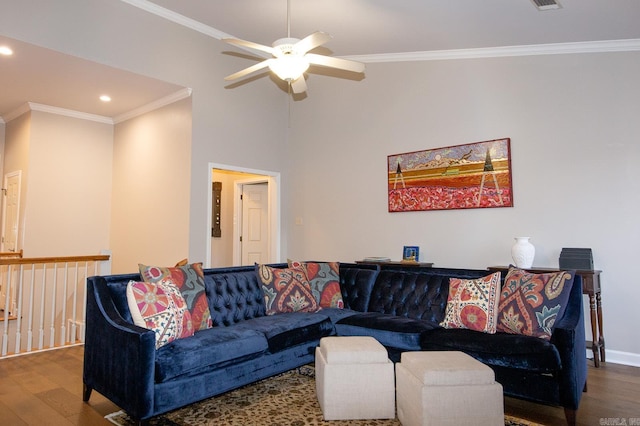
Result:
[559, 248, 593, 270]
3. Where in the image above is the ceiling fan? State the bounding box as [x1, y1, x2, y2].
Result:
[222, 0, 365, 94]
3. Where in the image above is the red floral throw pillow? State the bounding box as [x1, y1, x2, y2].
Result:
[257, 264, 318, 315]
[126, 280, 194, 349]
[289, 261, 344, 309]
[440, 272, 501, 333]
[497, 268, 575, 339]
[139, 262, 212, 332]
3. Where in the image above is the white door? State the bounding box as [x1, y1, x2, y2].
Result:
[1, 171, 21, 253]
[241, 183, 269, 265]
[0, 171, 21, 313]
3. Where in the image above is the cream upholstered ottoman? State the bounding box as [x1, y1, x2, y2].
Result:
[315, 336, 395, 420]
[396, 351, 503, 426]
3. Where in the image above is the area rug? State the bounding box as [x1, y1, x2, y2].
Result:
[105, 366, 542, 426]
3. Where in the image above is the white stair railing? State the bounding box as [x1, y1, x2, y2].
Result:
[0, 253, 111, 358]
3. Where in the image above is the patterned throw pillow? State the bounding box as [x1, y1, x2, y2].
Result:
[439, 272, 501, 333]
[139, 263, 212, 332]
[257, 264, 318, 315]
[497, 268, 575, 339]
[126, 280, 194, 349]
[288, 261, 344, 309]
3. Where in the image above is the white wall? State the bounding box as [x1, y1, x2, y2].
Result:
[111, 97, 191, 273]
[23, 111, 113, 257]
[287, 52, 640, 364]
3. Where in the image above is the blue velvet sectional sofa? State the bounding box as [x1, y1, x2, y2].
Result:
[83, 262, 587, 425]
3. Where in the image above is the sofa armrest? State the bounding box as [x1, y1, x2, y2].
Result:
[83, 276, 156, 420]
[550, 274, 588, 410]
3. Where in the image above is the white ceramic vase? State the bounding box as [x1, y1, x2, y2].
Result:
[511, 237, 535, 268]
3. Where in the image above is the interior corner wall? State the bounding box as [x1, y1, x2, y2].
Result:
[287, 51, 640, 362]
[111, 97, 192, 273]
[24, 110, 113, 257]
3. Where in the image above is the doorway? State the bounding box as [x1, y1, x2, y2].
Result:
[207, 164, 280, 268]
[1, 170, 21, 253]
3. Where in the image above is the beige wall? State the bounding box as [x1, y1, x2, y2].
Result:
[110, 97, 192, 273]
[2, 102, 115, 263]
[287, 52, 640, 364]
[7, 111, 113, 257]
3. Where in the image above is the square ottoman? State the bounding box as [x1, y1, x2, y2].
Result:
[315, 336, 395, 420]
[396, 351, 503, 426]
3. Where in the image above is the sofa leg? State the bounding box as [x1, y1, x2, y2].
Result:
[564, 407, 576, 426]
[82, 383, 92, 402]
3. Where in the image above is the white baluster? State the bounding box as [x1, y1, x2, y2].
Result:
[38, 264, 46, 350]
[26, 264, 36, 352]
[13, 266, 25, 354]
[49, 264, 58, 348]
[60, 264, 68, 347]
[70, 262, 79, 343]
[2, 265, 12, 357]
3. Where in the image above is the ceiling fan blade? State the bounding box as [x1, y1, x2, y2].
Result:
[294, 31, 332, 54]
[224, 59, 273, 81]
[223, 38, 276, 56]
[290, 76, 307, 94]
[306, 53, 365, 74]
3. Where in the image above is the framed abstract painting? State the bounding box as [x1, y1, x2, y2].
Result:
[388, 138, 513, 212]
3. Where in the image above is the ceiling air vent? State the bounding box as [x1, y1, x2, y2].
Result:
[531, 0, 562, 10]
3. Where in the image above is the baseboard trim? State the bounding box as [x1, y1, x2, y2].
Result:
[596, 349, 640, 367]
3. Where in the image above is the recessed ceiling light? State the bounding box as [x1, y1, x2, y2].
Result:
[99, 95, 112, 102]
[0, 46, 13, 56]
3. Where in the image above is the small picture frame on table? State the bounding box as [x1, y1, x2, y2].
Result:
[403, 246, 419, 262]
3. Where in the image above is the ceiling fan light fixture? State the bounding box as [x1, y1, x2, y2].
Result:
[268, 54, 309, 82]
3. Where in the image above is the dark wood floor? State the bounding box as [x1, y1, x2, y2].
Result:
[0, 345, 638, 425]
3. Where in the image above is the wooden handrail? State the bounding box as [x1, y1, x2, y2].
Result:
[0, 254, 110, 266]
[0, 249, 23, 258]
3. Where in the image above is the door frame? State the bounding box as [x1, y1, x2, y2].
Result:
[206, 163, 280, 268]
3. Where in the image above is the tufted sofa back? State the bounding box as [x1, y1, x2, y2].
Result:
[338, 263, 380, 311]
[204, 266, 268, 326]
[367, 267, 489, 323]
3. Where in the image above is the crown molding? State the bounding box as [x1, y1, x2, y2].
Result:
[120, 0, 231, 39]
[1, 88, 192, 125]
[342, 38, 640, 63]
[3, 103, 37, 123]
[28, 103, 113, 124]
[120, 1, 640, 63]
[113, 87, 192, 124]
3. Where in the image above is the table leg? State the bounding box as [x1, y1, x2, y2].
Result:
[589, 294, 600, 368]
[596, 292, 605, 363]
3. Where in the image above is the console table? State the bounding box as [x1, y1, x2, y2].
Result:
[355, 260, 434, 268]
[488, 266, 604, 367]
